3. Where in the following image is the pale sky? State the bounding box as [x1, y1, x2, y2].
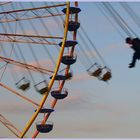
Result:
[1, 1, 140, 138]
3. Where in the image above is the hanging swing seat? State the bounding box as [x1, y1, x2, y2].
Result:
[36, 121, 53, 133]
[15, 77, 30, 91]
[18, 83, 30, 91]
[87, 63, 102, 77]
[59, 40, 78, 48]
[100, 71, 112, 81]
[61, 54, 77, 65]
[99, 67, 112, 82]
[68, 21, 80, 31]
[34, 80, 48, 94]
[51, 88, 68, 100]
[35, 108, 54, 113]
[62, 7, 81, 14]
[89, 68, 102, 77]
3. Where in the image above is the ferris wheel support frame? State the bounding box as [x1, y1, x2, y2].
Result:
[19, 2, 70, 138]
[32, 1, 79, 138]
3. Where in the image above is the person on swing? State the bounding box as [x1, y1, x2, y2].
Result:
[126, 37, 140, 68]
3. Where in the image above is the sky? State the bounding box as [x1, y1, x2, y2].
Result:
[1, 1, 140, 138]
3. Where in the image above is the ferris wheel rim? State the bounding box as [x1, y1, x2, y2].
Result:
[32, 1, 80, 138]
[19, 2, 70, 138]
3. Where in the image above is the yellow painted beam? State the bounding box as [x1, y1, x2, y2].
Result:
[20, 2, 70, 138]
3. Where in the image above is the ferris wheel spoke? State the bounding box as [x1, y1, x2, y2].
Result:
[0, 4, 66, 23]
[0, 4, 66, 15]
[0, 56, 54, 75]
[0, 33, 62, 45]
[0, 114, 23, 138]
[0, 39, 58, 45]
[0, 82, 40, 107]
[0, 13, 64, 23]
[0, 33, 63, 39]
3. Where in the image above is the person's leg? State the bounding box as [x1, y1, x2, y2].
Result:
[129, 52, 137, 68]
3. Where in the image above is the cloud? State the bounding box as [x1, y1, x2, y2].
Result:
[94, 102, 110, 110]
[53, 89, 92, 112]
[0, 102, 34, 114]
[77, 42, 125, 64]
[0, 87, 90, 113]
[72, 72, 93, 82]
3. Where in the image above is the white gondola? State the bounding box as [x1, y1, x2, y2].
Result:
[15, 77, 30, 91]
[87, 63, 102, 77]
[99, 67, 112, 82]
[34, 80, 48, 94]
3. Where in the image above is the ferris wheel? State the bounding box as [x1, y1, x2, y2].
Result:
[0, 2, 81, 138]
